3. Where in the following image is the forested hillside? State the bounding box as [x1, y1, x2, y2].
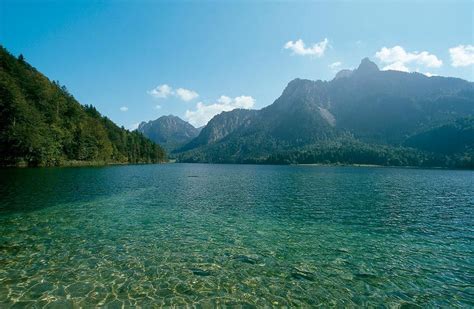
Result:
[177, 58, 474, 168]
[0, 46, 166, 166]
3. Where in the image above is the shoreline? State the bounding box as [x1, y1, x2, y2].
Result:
[1, 160, 472, 171]
[176, 161, 472, 170]
[0, 160, 169, 168]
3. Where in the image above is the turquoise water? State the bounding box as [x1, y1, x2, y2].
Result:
[0, 164, 473, 307]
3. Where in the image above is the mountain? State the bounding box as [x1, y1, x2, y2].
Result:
[177, 58, 474, 168]
[405, 117, 474, 155]
[178, 109, 258, 152]
[0, 46, 166, 166]
[138, 115, 199, 153]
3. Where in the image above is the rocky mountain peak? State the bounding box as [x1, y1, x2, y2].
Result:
[355, 57, 380, 74]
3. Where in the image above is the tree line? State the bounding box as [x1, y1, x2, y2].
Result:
[0, 46, 166, 166]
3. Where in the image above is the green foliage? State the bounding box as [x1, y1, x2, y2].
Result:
[178, 135, 473, 169]
[0, 46, 166, 166]
[176, 59, 473, 169]
[405, 118, 474, 155]
[261, 139, 452, 167]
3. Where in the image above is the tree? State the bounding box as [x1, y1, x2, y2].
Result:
[0, 45, 167, 166]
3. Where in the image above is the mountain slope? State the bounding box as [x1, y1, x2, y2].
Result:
[405, 117, 474, 155]
[177, 58, 474, 167]
[0, 46, 166, 166]
[178, 109, 258, 152]
[138, 115, 199, 153]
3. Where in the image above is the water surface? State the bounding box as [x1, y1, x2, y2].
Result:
[0, 164, 473, 307]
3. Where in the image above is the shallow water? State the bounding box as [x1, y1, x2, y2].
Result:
[0, 164, 473, 307]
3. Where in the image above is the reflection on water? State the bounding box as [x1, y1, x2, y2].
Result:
[0, 164, 473, 307]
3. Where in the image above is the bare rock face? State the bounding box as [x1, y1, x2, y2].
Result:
[178, 109, 258, 152]
[355, 57, 380, 75]
[176, 57, 474, 163]
[138, 115, 200, 152]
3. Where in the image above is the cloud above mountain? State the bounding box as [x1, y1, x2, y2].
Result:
[148, 84, 173, 98]
[129, 122, 140, 131]
[147, 84, 199, 101]
[329, 61, 342, 69]
[284, 38, 328, 57]
[449, 45, 474, 67]
[185, 95, 255, 127]
[175, 88, 199, 101]
[375, 46, 442, 72]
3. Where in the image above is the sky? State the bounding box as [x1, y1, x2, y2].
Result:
[1, 0, 473, 129]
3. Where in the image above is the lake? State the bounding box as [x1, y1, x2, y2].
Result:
[0, 164, 473, 307]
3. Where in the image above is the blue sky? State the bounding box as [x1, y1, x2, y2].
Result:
[1, 1, 473, 129]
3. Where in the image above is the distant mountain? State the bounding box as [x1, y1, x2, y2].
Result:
[138, 115, 200, 153]
[178, 109, 258, 152]
[405, 117, 474, 155]
[177, 58, 474, 168]
[0, 46, 166, 166]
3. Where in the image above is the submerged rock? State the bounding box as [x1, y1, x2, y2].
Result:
[291, 270, 315, 281]
[290, 265, 318, 281]
[190, 268, 212, 276]
[232, 254, 260, 264]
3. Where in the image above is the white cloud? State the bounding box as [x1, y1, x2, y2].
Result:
[155, 104, 162, 110]
[382, 61, 410, 72]
[284, 38, 328, 57]
[147, 84, 199, 101]
[185, 95, 255, 127]
[449, 45, 474, 67]
[423, 72, 437, 77]
[329, 61, 342, 69]
[147, 84, 173, 98]
[375, 46, 442, 72]
[175, 88, 199, 101]
[129, 123, 139, 131]
[119, 106, 128, 112]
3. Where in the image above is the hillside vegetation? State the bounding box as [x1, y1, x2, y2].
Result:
[176, 58, 474, 168]
[0, 46, 166, 166]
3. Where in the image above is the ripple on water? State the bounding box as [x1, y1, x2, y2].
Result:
[0, 164, 473, 307]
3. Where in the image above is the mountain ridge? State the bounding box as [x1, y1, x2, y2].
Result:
[176, 58, 474, 168]
[138, 115, 200, 153]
